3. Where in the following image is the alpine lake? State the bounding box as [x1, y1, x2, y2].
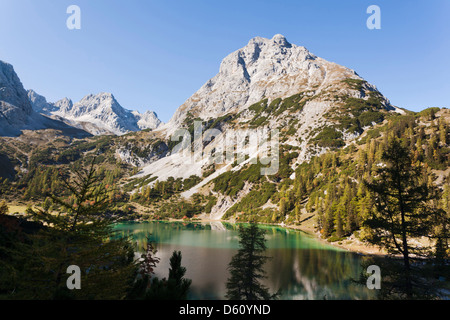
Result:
[114, 221, 375, 300]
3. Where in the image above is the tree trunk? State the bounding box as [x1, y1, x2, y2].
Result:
[397, 166, 413, 299]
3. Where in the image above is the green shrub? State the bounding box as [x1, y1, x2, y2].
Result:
[313, 127, 345, 148]
[359, 111, 385, 127]
[342, 78, 365, 91]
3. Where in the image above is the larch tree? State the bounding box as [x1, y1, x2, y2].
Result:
[364, 138, 442, 298]
[21, 158, 138, 299]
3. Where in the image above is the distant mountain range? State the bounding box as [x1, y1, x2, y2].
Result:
[1, 34, 401, 181]
[0, 61, 89, 137]
[27, 90, 162, 136]
[1, 34, 401, 140]
[0, 60, 162, 137]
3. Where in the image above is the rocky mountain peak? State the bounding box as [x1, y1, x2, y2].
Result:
[0, 60, 33, 117]
[0, 61, 34, 135]
[27, 89, 59, 114]
[166, 35, 356, 130]
[0, 61, 90, 137]
[54, 97, 73, 113]
[74, 92, 119, 114]
[219, 34, 309, 77]
[271, 34, 291, 47]
[27, 89, 162, 136]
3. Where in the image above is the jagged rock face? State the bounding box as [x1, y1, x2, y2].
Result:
[28, 90, 59, 114]
[133, 110, 161, 131]
[58, 93, 141, 135]
[0, 61, 33, 135]
[166, 34, 365, 132]
[29, 91, 162, 136]
[53, 97, 73, 114]
[0, 61, 90, 137]
[159, 34, 396, 167]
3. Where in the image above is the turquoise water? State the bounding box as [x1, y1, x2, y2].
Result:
[114, 221, 373, 300]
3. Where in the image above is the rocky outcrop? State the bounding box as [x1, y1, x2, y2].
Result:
[0, 60, 34, 136]
[0, 61, 88, 137]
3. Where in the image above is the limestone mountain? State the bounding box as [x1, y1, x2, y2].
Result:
[0, 60, 89, 137]
[0, 60, 33, 136]
[28, 90, 162, 136]
[137, 34, 399, 190]
[166, 34, 396, 134]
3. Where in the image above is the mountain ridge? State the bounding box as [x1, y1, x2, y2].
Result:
[134, 34, 398, 191]
[0, 60, 90, 138]
[28, 90, 162, 136]
[164, 34, 395, 135]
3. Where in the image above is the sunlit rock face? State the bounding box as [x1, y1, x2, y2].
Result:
[165, 34, 368, 132]
[28, 90, 162, 136]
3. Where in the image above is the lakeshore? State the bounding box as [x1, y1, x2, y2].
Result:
[153, 213, 387, 257]
[1, 202, 392, 257]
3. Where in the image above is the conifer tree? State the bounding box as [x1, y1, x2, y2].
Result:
[145, 250, 191, 300]
[0, 200, 8, 215]
[294, 204, 301, 223]
[279, 197, 287, 216]
[335, 209, 344, 239]
[21, 158, 138, 299]
[167, 251, 192, 299]
[126, 236, 160, 300]
[316, 198, 324, 230]
[226, 223, 278, 300]
[323, 206, 334, 237]
[439, 119, 448, 145]
[364, 138, 442, 298]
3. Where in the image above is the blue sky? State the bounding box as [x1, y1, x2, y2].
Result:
[0, 0, 448, 122]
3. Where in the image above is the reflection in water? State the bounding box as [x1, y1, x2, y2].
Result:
[114, 221, 373, 300]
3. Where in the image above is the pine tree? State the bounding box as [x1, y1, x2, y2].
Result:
[279, 197, 287, 216]
[167, 251, 192, 299]
[126, 236, 161, 300]
[294, 204, 301, 223]
[364, 138, 442, 298]
[346, 197, 359, 234]
[430, 108, 436, 120]
[439, 119, 448, 145]
[145, 250, 192, 300]
[0, 201, 8, 215]
[141, 237, 160, 282]
[323, 183, 336, 237]
[323, 206, 334, 237]
[316, 198, 324, 230]
[335, 209, 344, 239]
[226, 223, 278, 300]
